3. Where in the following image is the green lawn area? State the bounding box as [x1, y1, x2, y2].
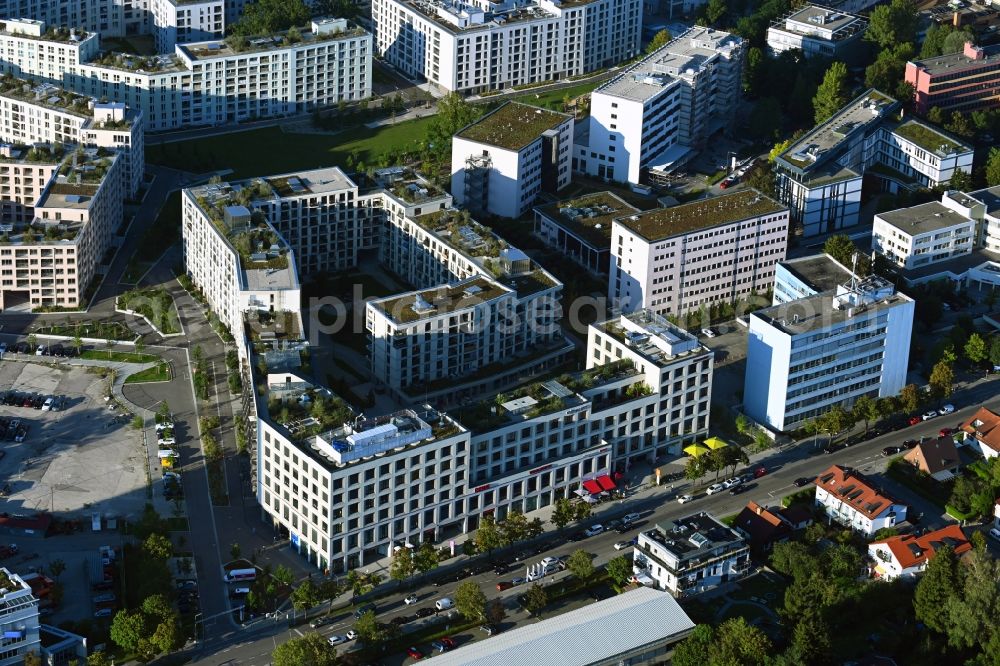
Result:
[125, 362, 172, 384]
[720, 602, 774, 624]
[513, 81, 601, 111]
[81, 350, 158, 363]
[146, 117, 437, 180]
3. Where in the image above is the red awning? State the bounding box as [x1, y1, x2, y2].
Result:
[596, 474, 617, 491]
[582, 479, 602, 494]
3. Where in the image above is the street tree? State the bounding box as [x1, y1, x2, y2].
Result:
[272, 564, 295, 588]
[354, 610, 385, 647]
[474, 515, 504, 558]
[526, 517, 545, 539]
[522, 583, 548, 616]
[454, 580, 487, 622]
[929, 360, 955, 400]
[485, 598, 507, 626]
[573, 501, 592, 522]
[685, 455, 707, 481]
[87, 652, 111, 666]
[271, 632, 340, 666]
[813, 61, 850, 125]
[966, 332, 988, 366]
[605, 555, 633, 586]
[26, 334, 37, 352]
[389, 546, 416, 584]
[551, 498, 575, 529]
[819, 405, 854, 444]
[143, 533, 173, 560]
[500, 510, 529, 546]
[413, 541, 440, 575]
[291, 579, 321, 611]
[149, 615, 183, 654]
[852, 395, 878, 435]
[566, 550, 594, 581]
[899, 383, 922, 413]
[645, 29, 672, 53]
[428, 94, 483, 157]
[110, 610, 147, 653]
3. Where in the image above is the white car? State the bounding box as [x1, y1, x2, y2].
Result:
[584, 524, 604, 537]
[989, 527, 1000, 541]
[404, 594, 418, 605]
[156, 422, 174, 431]
[621, 512, 641, 524]
[922, 411, 939, 420]
[328, 635, 347, 646]
[940, 404, 955, 414]
[722, 477, 742, 489]
[706, 483, 725, 495]
[701, 328, 716, 338]
[540, 556, 560, 568]
[677, 494, 694, 504]
[346, 630, 358, 640]
[613, 541, 632, 550]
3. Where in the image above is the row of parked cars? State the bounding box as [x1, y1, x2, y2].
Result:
[0, 342, 80, 358]
[0, 417, 28, 443]
[0, 391, 62, 412]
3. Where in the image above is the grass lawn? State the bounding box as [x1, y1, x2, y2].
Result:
[732, 572, 787, 603]
[513, 81, 600, 111]
[146, 117, 437, 180]
[125, 362, 172, 384]
[81, 350, 158, 363]
[720, 602, 774, 624]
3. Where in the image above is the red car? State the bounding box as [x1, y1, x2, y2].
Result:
[940, 427, 954, 437]
[753, 466, 767, 478]
[496, 581, 513, 591]
[440, 637, 456, 650]
[908, 416, 922, 426]
[407, 647, 424, 661]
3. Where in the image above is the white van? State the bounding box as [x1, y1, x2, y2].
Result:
[435, 598, 454, 611]
[232, 587, 250, 596]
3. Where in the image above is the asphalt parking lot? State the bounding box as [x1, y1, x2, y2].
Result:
[0, 360, 147, 516]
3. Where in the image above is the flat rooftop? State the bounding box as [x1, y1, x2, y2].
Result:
[616, 189, 786, 241]
[596, 26, 741, 102]
[644, 512, 745, 560]
[877, 201, 973, 236]
[909, 42, 1000, 75]
[967, 185, 1000, 216]
[457, 102, 569, 152]
[397, 0, 585, 35]
[265, 167, 356, 197]
[892, 119, 969, 156]
[244, 264, 297, 291]
[779, 89, 896, 172]
[779, 254, 853, 293]
[535, 191, 640, 246]
[783, 5, 865, 36]
[426, 587, 695, 666]
[178, 22, 367, 59]
[369, 276, 511, 324]
[596, 309, 706, 366]
[752, 287, 912, 335]
[901, 247, 1000, 282]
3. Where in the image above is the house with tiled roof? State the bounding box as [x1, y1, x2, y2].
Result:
[959, 406, 1000, 461]
[903, 436, 961, 481]
[868, 525, 971, 580]
[814, 465, 907, 536]
[732, 501, 792, 556]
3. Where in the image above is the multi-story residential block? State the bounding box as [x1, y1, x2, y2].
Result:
[775, 90, 972, 236]
[534, 191, 640, 275]
[766, 5, 866, 59]
[0, 19, 372, 131]
[0, 78, 144, 195]
[575, 27, 744, 184]
[1, 0, 131, 37]
[633, 512, 750, 596]
[869, 525, 971, 581]
[609, 189, 789, 317]
[744, 274, 914, 432]
[772, 253, 852, 305]
[180, 187, 303, 339]
[872, 200, 976, 271]
[0, 568, 40, 665]
[0, 143, 126, 311]
[814, 465, 906, 536]
[906, 41, 1000, 115]
[451, 102, 573, 218]
[372, 0, 641, 95]
[150, 0, 225, 53]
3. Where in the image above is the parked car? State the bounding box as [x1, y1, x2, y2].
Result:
[403, 594, 418, 605]
[310, 616, 333, 628]
[753, 466, 767, 478]
[677, 494, 694, 503]
[493, 563, 509, 575]
[496, 581, 514, 591]
[882, 446, 903, 456]
[989, 527, 1000, 541]
[940, 404, 955, 414]
[92, 593, 116, 603]
[94, 608, 113, 618]
[346, 630, 358, 640]
[328, 635, 347, 646]
[722, 477, 741, 489]
[922, 411, 938, 421]
[415, 607, 435, 618]
[431, 637, 456, 652]
[540, 556, 560, 568]
[406, 646, 424, 660]
[435, 598, 454, 611]
[621, 512, 641, 524]
[939, 427, 954, 437]
[793, 477, 813, 487]
[706, 483, 725, 495]
[909, 416, 922, 426]
[584, 524, 604, 537]
[729, 485, 749, 496]
[354, 603, 376, 619]
[613, 541, 632, 550]
[902, 439, 918, 449]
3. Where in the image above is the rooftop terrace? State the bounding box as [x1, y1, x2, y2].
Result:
[616, 189, 786, 241]
[643, 512, 745, 561]
[179, 21, 367, 59]
[891, 119, 968, 156]
[266, 167, 356, 197]
[597, 310, 705, 365]
[369, 276, 512, 324]
[0, 77, 92, 117]
[315, 408, 464, 465]
[457, 102, 570, 152]
[535, 192, 640, 246]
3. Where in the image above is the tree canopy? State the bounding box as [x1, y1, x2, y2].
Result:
[646, 29, 672, 53]
[272, 632, 340, 666]
[233, 0, 311, 36]
[865, 0, 918, 48]
[813, 62, 850, 125]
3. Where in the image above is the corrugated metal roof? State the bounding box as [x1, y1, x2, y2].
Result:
[426, 587, 695, 665]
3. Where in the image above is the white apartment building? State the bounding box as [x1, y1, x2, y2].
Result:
[0, 19, 372, 131]
[766, 5, 866, 59]
[814, 465, 906, 536]
[776, 90, 973, 236]
[372, 0, 641, 95]
[610, 189, 789, 317]
[872, 200, 976, 271]
[451, 102, 573, 219]
[744, 275, 914, 432]
[0, 568, 40, 666]
[633, 513, 750, 596]
[575, 27, 744, 185]
[180, 186, 302, 339]
[151, 0, 224, 53]
[0, 144, 126, 311]
[1, 0, 132, 37]
[0, 78, 144, 195]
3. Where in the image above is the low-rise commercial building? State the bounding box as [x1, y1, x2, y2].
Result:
[0, 568, 40, 666]
[372, 0, 641, 95]
[534, 192, 639, 275]
[766, 5, 866, 59]
[575, 27, 744, 185]
[869, 525, 971, 581]
[451, 102, 573, 218]
[906, 41, 1000, 115]
[814, 465, 907, 536]
[0, 19, 372, 131]
[633, 512, 750, 596]
[426, 587, 695, 666]
[873, 200, 976, 271]
[873, 119, 973, 189]
[744, 275, 914, 432]
[610, 189, 789, 317]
